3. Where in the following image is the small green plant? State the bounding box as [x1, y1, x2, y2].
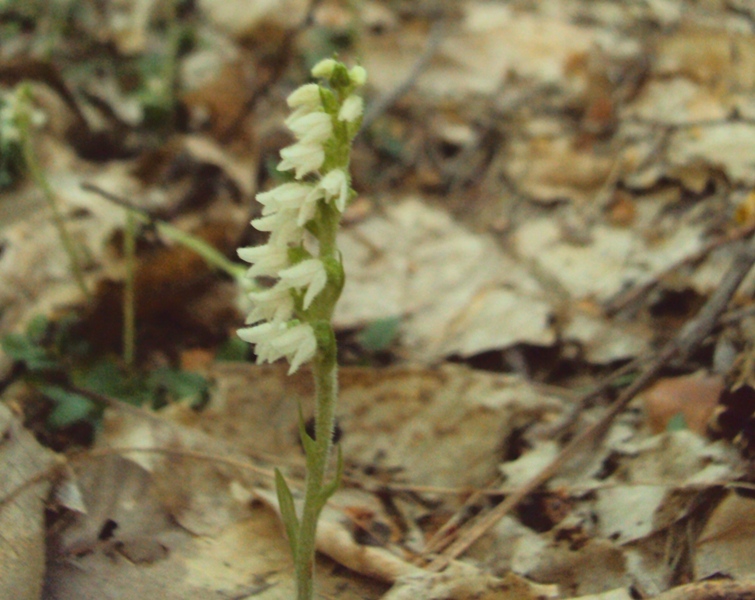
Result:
[236, 58, 365, 600]
[2, 84, 90, 298]
[135, 0, 194, 132]
[0, 94, 24, 188]
[1, 315, 210, 429]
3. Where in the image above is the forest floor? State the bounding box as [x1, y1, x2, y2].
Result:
[4, 1, 755, 599]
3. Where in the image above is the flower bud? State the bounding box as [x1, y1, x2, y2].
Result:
[348, 65, 367, 87]
[311, 58, 337, 79]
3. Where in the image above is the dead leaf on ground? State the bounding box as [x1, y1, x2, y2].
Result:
[0, 403, 59, 600]
[696, 492, 755, 580]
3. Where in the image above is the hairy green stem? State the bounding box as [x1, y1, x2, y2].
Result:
[295, 344, 338, 600]
[293, 193, 343, 600]
[294, 201, 341, 599]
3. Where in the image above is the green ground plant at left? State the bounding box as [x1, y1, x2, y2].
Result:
[0, 75, 243, 439]
[2, 314, 211, 431]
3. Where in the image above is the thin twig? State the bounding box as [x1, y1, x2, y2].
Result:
[81, 182, 246, 280]
[217, 0, 326, 144]
[123, 211, 137, 368]
[604, 222, 755, 316]
[651, 578, 755, 600]
[423, 232, 755, 569]
[360, 18, 448, 131]
[72, 446, 279, 482]
[80, 182, 152, 216]
[62, 381, 313, 475]
[421, 354, 643, 556]
[18, 84, 90, 298]
[341, 475, 752, 499]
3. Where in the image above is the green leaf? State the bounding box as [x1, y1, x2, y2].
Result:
[319, 87, 338, 115]
[275, 468, 299, 558]
[75, 360, 148, 406]
[38, 385, 96, 429]
[25, 314, 49, 343]
[297, 402, 318, 457]
[356, 317, 401, 352]
[2, 333, 38, 359]
[147, 367, 209, 401]
[54, 312, 90, 357]
[330, 62, 351, 90]
[1, 333, 57, 370]
[666, 413, 688, 432]
[318, 444, 343, 508]
[215, 336, 250, 362]
[287, 245, 312, 265]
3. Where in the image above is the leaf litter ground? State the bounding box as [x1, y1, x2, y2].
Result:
[3, 1, 755, 599]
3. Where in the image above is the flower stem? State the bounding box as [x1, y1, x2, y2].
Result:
[293, 199, 341, 599]
[295, 342, 338, 600]
[123, 210, 137, 368]
[17, 85, 90, 299]
[238, 59, 365, 599]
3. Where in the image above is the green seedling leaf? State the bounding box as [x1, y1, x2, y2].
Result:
[666, 413, 688, 432]
[53, 312, 91, 358]
[39, 385, 96, 429]
[215, 336, 250, 361]
[611, 373, 638, 389]
[25, 314, 49, 343]
[75, 360, 149, 406]
[1, 333, 58, 370]
[356, 316, 401, 352]
[147, 367, 209, 408]
[275, 468, 299, 558]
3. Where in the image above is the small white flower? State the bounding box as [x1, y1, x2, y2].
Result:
[279, 258, 327, 309]
[311, 58, 337, 79]
[252, 210, 305, 249]
[246, 284, 295, 324]
[238, 321, 317, 374]
[296, 194, 320, 226]
[238, 243, 282, 264]
[349, 65, 367, 86]
[256, 182, 320, 225]
[238, 243, 290, 278]
[238, 321, 276, 345]
[0, 109, 20, 143]
[287, 83, 322, 110]
[0, 91, 23, 143]
[302, 186, 328, 225]
[338, 95, 363, 123]
[279, 141, 325, 179]
[273, 322, 318, 373]
[238, 322, 287, 364]
[252, 208, 297, 233]
[1, 88, 46, 143]
[319, 168, 350, 212]
[271, 217, 305, 249]
[286, 110, 333, 145]
[256, 183, 311, 215]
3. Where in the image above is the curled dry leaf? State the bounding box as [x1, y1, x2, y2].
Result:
[0, 403, 59, 600]
[641, 373, 725, 434]
[336, 199, 554, 362]
[696, 492, 755, 580]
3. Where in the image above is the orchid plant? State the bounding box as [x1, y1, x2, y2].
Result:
[237, 58, 365, 600]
